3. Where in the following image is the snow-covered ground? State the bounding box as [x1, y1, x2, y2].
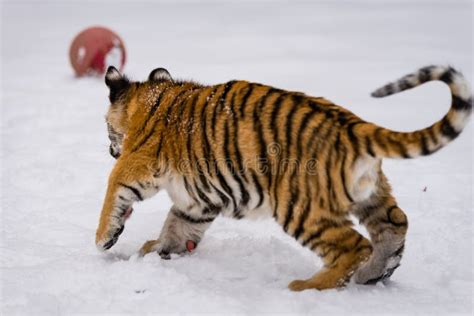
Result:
[1, 1, 472, 315]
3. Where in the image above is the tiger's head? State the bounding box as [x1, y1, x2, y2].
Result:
[104, 66, 173, 159]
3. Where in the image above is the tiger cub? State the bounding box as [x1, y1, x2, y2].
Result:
[96, 65, 471, 290]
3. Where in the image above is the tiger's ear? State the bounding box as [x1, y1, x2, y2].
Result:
[148, 67, 173, 82]
[105, 66, 130, 103]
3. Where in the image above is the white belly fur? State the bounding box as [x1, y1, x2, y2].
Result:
[163, 173, 273, 219]
[349, 156, 379, 202]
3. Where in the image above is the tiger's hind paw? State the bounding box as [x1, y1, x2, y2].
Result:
[353, 245, 404, 285]
[361, 262, 400, 285]
[288, 272, 348, 291]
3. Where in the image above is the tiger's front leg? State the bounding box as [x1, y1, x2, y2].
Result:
[139, 206, 217, 258]
[95, 155, 161, 251]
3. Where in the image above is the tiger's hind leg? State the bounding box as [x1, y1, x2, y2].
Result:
[288, 218, 373, 291]
[351, 190, 408, 285]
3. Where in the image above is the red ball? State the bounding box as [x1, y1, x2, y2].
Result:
[186, 240, 196, 252]
[69, 26, 126, 77]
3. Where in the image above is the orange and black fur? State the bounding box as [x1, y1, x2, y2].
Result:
[96, 65, 471, 290]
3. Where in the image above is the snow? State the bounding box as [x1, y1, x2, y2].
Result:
[1, 0, 472, 314]
[105, 46, 123, 73]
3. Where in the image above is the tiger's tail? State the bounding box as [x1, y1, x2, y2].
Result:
[358, 65, 472, 159]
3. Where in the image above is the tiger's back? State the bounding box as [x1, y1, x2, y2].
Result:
[155, 81, 361, 207]
[96, 65, 471, 290]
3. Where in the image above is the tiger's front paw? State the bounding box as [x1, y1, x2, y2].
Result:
[95, 207, 134, 251]
[96, 224, 125, 251]
[138, 238, 197, 259]
[139, 239, 162, 257]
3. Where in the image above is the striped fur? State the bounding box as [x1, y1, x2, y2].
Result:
[365, 65, 472, 158]
[96, 65, 471, 291]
